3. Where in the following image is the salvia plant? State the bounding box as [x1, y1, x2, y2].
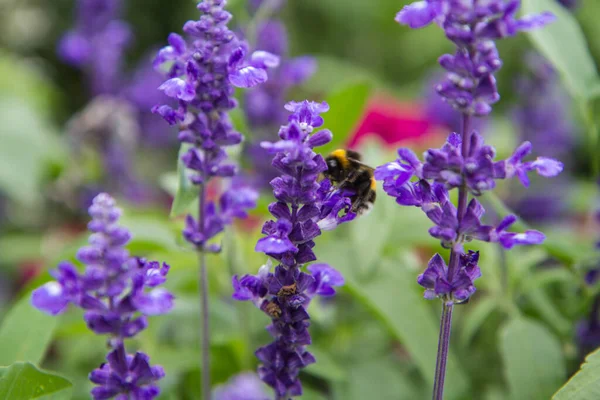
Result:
[233, 100, 355, 398]
[31, 193, 174, 399]
[152, 0, 278, 397]
[377, 0, 563, 398]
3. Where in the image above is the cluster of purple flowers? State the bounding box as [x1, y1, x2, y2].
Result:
[31, 193, 173, 399]
[391, 2, 559, 397]
[397, 0, 553, 116]
[153, 0, 279, 250]
[213, 372, 269, 400]
[232, 100, 353, 398]
[375, 132, 562, 302]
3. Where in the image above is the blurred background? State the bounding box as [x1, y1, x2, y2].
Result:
[1, 0, 600, 399]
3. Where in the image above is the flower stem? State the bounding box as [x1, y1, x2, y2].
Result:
[432, 302, 453, 400]
[198, 182, 211, 400]
[432, 114, 471, 399]
[498, 245, 508, 294]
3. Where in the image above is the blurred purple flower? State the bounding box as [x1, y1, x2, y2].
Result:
[508, 53, 575, 223]
[58, 0, 130, 95]
[242, 1, 317, 190]
[233, 101, 352, 398]
[31, 193, 172, 399]
[58, 0, 172, 203]
[214, 372, 269, 400]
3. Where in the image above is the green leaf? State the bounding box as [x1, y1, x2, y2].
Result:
[0, 295, 58, 366]
[320, 245, 469, 400]
[319, 82, 372, 154]
[0, 362, 72, 400]
[0, 234, 43, 266]
[119, 215, 177, 252]
[169, 143, 198, 217]
[553, 347, 600, 400]
[459, 297, 499, 348]
[500, 318, 566, 400]
[332, 358, 420, 400]
[0, 98, 63, 206]
[305, 347, 346, 382]
[526, 288, 571, 337]
[484, 192, 578, 266]
[0, 53, 60, 117]
[522, 0, 600, 99]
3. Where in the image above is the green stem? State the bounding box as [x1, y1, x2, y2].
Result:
[246, 0, 279, 48]
[580, 100, 599, 178]
[198, 182, 211, 400]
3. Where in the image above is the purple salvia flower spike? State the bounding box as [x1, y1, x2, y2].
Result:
[233, 101, 353, 398]
[31, 194, 172, 399]
[153, 1, 277, 397]
[386, 1, 559, 399]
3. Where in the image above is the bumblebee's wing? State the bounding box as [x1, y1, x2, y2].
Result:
[345, 149, 363, 161]
[347, 158, 375, 172]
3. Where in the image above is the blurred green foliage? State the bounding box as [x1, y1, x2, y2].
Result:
[1, 0, 600, 399]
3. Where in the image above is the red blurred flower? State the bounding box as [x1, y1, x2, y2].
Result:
[348, 94, 444, 149]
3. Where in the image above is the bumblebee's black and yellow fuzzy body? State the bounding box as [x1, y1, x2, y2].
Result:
[323, 149, 376, 215]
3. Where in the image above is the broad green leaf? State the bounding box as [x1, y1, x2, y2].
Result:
[319, 82, 372, 154]
[500, 318, 565, 400]
[526, 288, 571, 337]
[305, 347, 346, 382]
[0, 53, 60, 117]
[320, 244, 469, 400]
[0, 362, 72, 400]
[459, 297, 499, 348]
[169, 143, 198, 217]
[522, 0, 600, 99]
[484, 192, 578, 266]
[332, 358, 420, 400]
[0, 98, 63, 206]
[553, 347, 600, 400]
[120, 215, 177, 252]
[0, 234, 42, 266]
[305, 56, 380, 95]
[0, 295, 58, 366]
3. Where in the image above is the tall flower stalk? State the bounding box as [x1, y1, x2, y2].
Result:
[153, 0, 278, 397]
[31, 193, 174, 399]
[232, 100, 356, 398]
[380, 1, 560, 398]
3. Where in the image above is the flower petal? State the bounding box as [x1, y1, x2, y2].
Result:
[31, 282, 69, 315]
[229, 66, 268, 88]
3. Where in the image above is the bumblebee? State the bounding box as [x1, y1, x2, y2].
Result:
[323, 149, 376, 215]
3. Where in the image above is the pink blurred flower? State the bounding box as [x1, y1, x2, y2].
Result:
[348, 94, 443, 149]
